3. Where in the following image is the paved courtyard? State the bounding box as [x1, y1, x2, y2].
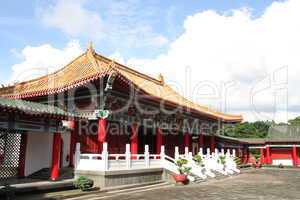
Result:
[98, 169, 300, 200]
[16, 168, 300, 200]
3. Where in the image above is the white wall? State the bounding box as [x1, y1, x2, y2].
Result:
[25, 132, 71, 176]
[25, 133, 53, 176]
[272, 159, 293, 166]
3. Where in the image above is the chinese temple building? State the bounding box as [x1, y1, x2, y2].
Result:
[0, 43, 245, 181]
[0, 97, 77, 181]
[245, 125, 300, 166]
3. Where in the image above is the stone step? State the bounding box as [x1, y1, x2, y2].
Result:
[28, 167, 74, 180]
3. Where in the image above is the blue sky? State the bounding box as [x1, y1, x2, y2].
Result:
[1, 0, 299, 122]
[0, 0, 277, 83]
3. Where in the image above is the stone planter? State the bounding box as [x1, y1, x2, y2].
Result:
[172, 174, 188, 183]
[255, 163, 261, 168]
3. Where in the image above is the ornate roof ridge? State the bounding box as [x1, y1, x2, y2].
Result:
[1, 52, 87, 88]
[94, 53, 164, 85]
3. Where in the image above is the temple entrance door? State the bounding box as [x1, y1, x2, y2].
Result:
[192, 142, 199, 155]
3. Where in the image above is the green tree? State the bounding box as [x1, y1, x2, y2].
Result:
[220, 121, 272, 138]
[288, 116, 300, 126]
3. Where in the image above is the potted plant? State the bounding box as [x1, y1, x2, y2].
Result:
[74, 176, 94, 191]
[173, 158, 191, 183]
[254, 154, 261, 168]
[218, 155, 226, 165]
[193, 154, 205, 168]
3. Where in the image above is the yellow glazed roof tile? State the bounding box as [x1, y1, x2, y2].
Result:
[0, 45, 242, 122]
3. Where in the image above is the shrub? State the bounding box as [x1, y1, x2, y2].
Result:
[176, 158, 191, 175]
[218, 155, 226, 165]
[193, 155, 205, 167]
[74, 176, 94, 191]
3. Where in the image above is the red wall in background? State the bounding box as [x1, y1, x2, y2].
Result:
[270, 148, 292, 160]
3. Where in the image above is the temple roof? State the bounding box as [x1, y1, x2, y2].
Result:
[0, 43, 242, 122]
[0, 97, 77, 118]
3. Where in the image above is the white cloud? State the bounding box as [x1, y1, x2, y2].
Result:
[11, 40, 83, 82]
[39, 0, 168, 48]
[122, 0, 300, 122]
[40, 0, 104, 39]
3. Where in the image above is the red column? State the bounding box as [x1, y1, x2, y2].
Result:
[18, 132, 28, 178]
[199, 134, 204, 149]
[156, 128, 163, 154]
[260, 147, 265, 164]
[98, 118, 107, 153]
[266, 146, 271, 165]
[236, 148, 240, 157]
[69, 120, 77, 167]
[242, 147, 248, 164]
[210, 135, 216, 153]
[131, 123, 139, 156]
[51, 133, 61, 181]
[184, 131, 190, 150]
[292, 145, 298, 166]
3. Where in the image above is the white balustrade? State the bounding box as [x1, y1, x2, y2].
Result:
[75, 143, 241, 180]
[175, 146, 179, 160]
[125, 144, 131, 169]
[145, 145, 150, 168]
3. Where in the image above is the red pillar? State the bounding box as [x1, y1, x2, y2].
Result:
[69, 120, 77, 167]
[98, 118, 107, 153]
[236, 148, 240, 157]
[184, 131, 190, 150]
[199, 134, 204, 149]
[210, 135, 216, 153]
[266, 146, 271, 165]
[260, 147, 265, 164]
[131, 123, 139, 156]
[51, 133, 61, 181]
[242, 147, 248, 164]
[156, 128, 163, 154]
[292, 145, 298, 166]
[18, 132, 28, 178]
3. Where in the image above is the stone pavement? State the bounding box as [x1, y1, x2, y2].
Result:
[15, 168, 300, 200]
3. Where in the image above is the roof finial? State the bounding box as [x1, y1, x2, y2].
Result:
[158, 73, 165, 85]
[87, 41, 95, 54]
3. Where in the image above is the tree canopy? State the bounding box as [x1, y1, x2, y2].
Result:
[288, 116, 300, 126]
[220, 121, 273, 138]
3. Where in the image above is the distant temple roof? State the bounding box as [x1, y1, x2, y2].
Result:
[0, 43, 242, 122]
[0, 97, 77, 119]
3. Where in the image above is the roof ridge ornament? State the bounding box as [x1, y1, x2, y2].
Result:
[158, 73, 165, 85]
[87, 41, 95, 54]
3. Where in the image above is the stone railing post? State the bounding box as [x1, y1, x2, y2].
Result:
[126, 144, 131, 169]
[215, 149, 219, 160]
[221, 149, 225, 156]
[185, 147, 189, 158]
[74, 143, 81, 169]
[207, 148, 211, 156]
[215, 148, 218, 155]
[188, 152, 193, 162]
[175, 146, 179, 160]
[145, 145, 150, 168]
[226, 149, 230, 156]
[199, 148, 203, 156]
[232, 149, 236, 158]
[160, 145, 165, 160]
[102, 142, 109, 170]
